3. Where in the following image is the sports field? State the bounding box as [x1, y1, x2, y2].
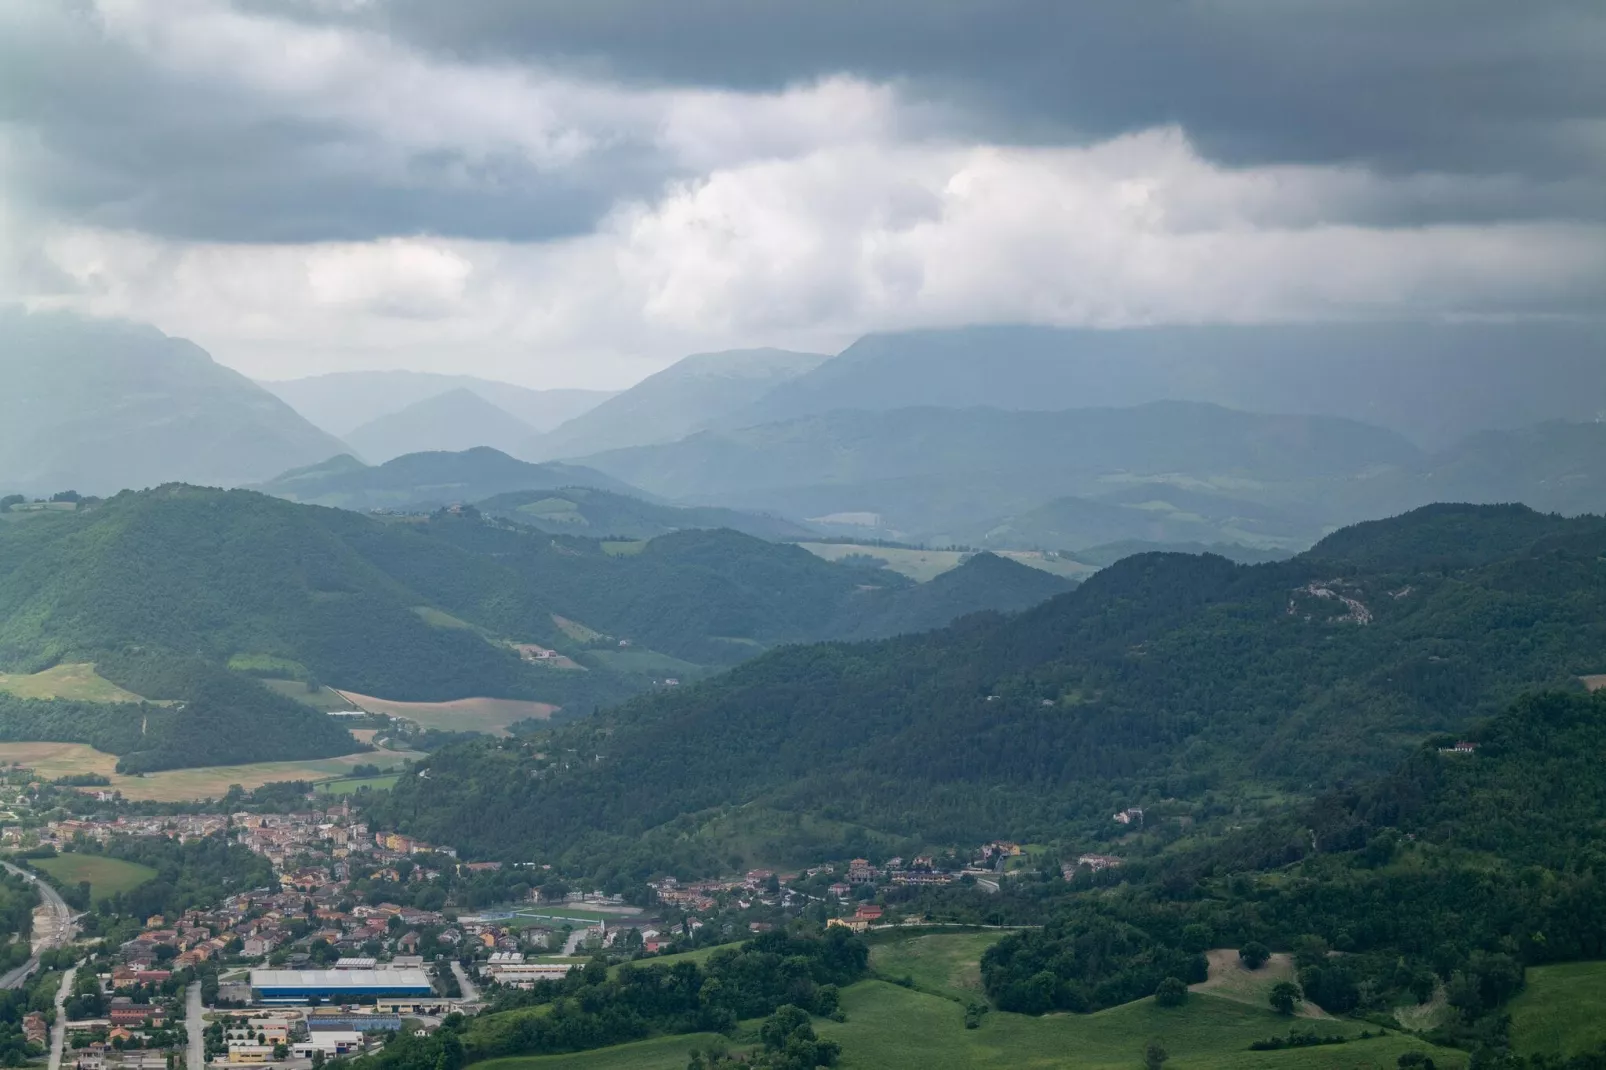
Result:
[334, 691, 558, 735]
[33, 853, 157, 900]
[0, 664, 147, 703]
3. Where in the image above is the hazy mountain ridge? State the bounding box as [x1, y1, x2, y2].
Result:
[344, 389, 538, 463]
[528, 347, 831, 460]
[260, 370, 614, 437]
[252, 447, 643, 510]
[0, 310, 349, 495]
[733, 322, 1606, 448]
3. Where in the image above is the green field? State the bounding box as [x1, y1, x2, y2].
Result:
[314, 774, 400, 795]
[1509, 961, 1606, 1057]
[584, 649, 701, 677]
[868, 930, 1008, 1003]
[0, 663, 148, 703]
[33, 853, 157, 900]
[412, 606, 476, 630]
[465, 979, 1455, 1070]
[261, 678, 358, 711]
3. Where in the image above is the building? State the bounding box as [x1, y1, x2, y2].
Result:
[290, 1032, 365, 1059]
[250, 969, 433, 1004]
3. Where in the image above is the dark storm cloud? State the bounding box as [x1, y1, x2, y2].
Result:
[346, 0, 1606, 180]
[5, 0, 1603, 245]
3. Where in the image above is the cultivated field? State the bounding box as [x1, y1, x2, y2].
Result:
[1582, 674, 1606, 692]
[799, 543, 1093, 583]
[0, 663, 147, 704]
[333, 691, 558, 735]
[32, 853, 157, 900]
[1509, 961, 1606, 1057]
[0, 741, 424, 802]
[314, 774, 400, 796]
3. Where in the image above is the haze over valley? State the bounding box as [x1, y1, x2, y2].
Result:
[1, 4, 1604, 1069]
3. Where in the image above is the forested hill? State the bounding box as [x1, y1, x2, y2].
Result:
[370, 504, 1606, 874]
[0, 487, 1061, 731]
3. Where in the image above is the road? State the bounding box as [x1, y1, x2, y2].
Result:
[449, 961, 479, 1003]
[47, 965, 76, 1070]
[186, 982, 205, 1070]
[0, 863, 76, 989]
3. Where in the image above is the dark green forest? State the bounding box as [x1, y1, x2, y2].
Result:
[369, 504, 1606, 875]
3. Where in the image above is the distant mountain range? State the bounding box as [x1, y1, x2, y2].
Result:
[259, 370, 613, 438]
[572, 401, 1424, 545]
[250, 448, 641, 511]
[525, 348, 830, 460]
[0, 310, 347, 495]
[730, 321, 1606, 449]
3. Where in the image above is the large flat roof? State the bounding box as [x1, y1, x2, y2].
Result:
[250, 969, 432, 991]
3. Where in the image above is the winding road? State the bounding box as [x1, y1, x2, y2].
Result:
[0, 862, 77, 989]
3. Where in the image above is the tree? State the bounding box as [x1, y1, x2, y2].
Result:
[0, 495, 22, 513]
[1240, 942, 1270, 969]
[1270, 981, 1301, 1015]
[1154, 977, 1187, 1007]
[1143, 1040, 1169, 1070]
[50, 490, 81, 503]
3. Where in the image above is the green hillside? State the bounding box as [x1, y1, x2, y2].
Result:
[477, 485, 814, 541]
[0, 486, 1065, 767]
[371, 504, 1606, 873]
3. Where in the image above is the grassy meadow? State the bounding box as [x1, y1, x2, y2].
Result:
[1509, 961, 1606, 1057]
[0, 663, 148, 703]
[33, 853, 157, 899]
[314, 774, 401, 796]
[467, 933, 1464, 1070]
[261, 678, 363, 712]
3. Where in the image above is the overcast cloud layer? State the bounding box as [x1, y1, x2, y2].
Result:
[2, 0, 1603, 386]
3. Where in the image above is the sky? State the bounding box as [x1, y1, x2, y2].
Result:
[1, 0, 1603, 388]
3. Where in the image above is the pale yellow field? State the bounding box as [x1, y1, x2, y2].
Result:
[0, 664, 148, 703]
[334, 690, 558, 736]
[800, 543, 1094, 583]
[1191, 949, 1333, 1020]
[0, 741, 424, 802]
[1583, 675, 1606, 692]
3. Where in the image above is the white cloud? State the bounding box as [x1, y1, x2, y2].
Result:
[3, 0, 1603, 385]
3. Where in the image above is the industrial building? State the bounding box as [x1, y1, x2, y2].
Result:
[249, 969, 434, 1004]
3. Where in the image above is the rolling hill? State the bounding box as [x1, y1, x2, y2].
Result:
[0, 487, 1067, 768]
[252, 447, 641, 511]
[260, 370, 613, 438]
[475, 486, 815, 540]
[0, 310, 349, 495]
[528, 347, 831, 460]
[343, 389, 538, 463]
[371, 503, 1606, 872]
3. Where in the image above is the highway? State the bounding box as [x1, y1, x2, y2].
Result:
[0, 862, 78, 989]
